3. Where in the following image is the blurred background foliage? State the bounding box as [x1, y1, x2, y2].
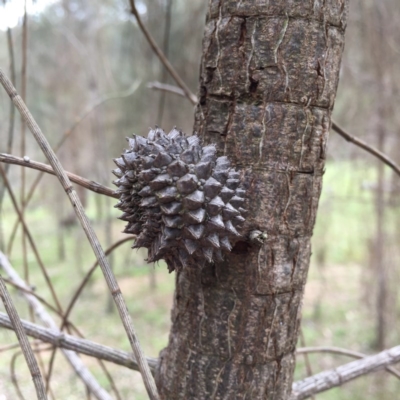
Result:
[0, 0, 399, 399]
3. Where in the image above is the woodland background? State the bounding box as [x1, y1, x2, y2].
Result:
[0, 0, 400, 399]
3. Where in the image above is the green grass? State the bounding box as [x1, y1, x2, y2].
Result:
[0, 160, 399, 399]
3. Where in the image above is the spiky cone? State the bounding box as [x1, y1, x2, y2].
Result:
[113, 127, 247, 271]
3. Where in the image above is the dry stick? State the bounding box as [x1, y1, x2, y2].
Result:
[147, 82, 400, 180]
[128, 0, 197, 105]
[331, 121, 400, 176]
[147, 81, 187, 98]
[0, 276, 48, 400]
[0, 153, 117, 198]
[0, 342, 21, 353]
[0, 164, 64, 315]
[0, 69, 160, 400]
[6, 81, 139, 254]
[291, 345, 400, 400]
[297, 346, 400, 380]
[0, 252, 113, 400]
[0, 312, 158, 372]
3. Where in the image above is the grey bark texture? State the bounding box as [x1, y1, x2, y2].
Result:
[156, 1, 349, 399]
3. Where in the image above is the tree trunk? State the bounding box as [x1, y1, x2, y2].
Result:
[156, 1, 349, 398]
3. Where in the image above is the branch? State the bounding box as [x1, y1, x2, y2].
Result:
[332, 121, 400, 177]
[145, 82, 400, 180]
[297, 346, 400, 380]
[0, 68, 159, 400]
[0, 252, 112, 400]
[291, 345, 400, 399]
[128, 0, 197, 105]
[147, 81, 187, 98]
[0, 312, 158, 373]
[0, 277, 48, 400]
[0, 153, 117, 199]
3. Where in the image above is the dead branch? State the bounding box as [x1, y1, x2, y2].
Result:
[0, 252, 112, 400]
[0, 153, 117, 198]
[0, 312, 158, 373]
[147, 81, 400, 180]
[297, 346, 400, 380]
[331, 121, 400, 176]
[147, 81, 186, 98]
[291, 345, 400, 399]
[0, 277, 48, 399]
[0, 68, 159, 400]
[128, 0, 197, 105]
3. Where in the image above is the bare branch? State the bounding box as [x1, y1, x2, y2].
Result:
[128, 0, 197, 105]
[0, 252, 112, 400]
[144, 83, 400, 181]
[0, 277, 48, 400]
[297, 346, 400, 380]
[147, 81, 187, 98]
[0, 312, 158, 373]
[0, 68, 159, 400]
[291, 345, 400, 399]
[332, 121, 400, 177]
[0, 153, 117, 199]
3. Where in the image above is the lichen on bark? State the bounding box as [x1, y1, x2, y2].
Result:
[156, 1, 349, 399]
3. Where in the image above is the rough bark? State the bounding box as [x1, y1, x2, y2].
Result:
[156, 1, 349, 399]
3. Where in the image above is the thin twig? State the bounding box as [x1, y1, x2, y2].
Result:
[128, 0, 197, 105]
[298, 329, 315, 400]
[297, 346, 400, 380]
[0, 312, 158, 373]
[0, 68, 160, 400]
[20, 0, 29, 284]
[45, 237, 134, 397]
[332, 121, 400, 176]
[0, 252, 113, 400]
[0, 276, 48, 400]
[146, 82, 400, 181]
[0, 3, 16, 210]
[0, 153, 117, 198]
[291, 345, 400, 399]
[60, 237, 134, 332]
[157, 0, 173, 124]
[10, 351, 26, 400]
[0, 164, 64, 314]
[148, 81, 187, 98]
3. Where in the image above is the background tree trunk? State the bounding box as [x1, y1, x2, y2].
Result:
[157, 1, 349, 398]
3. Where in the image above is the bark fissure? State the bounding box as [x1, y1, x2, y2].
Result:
[156, 1, 348, 398]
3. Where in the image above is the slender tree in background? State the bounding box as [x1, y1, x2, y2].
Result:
[156, 1, 350, 398]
